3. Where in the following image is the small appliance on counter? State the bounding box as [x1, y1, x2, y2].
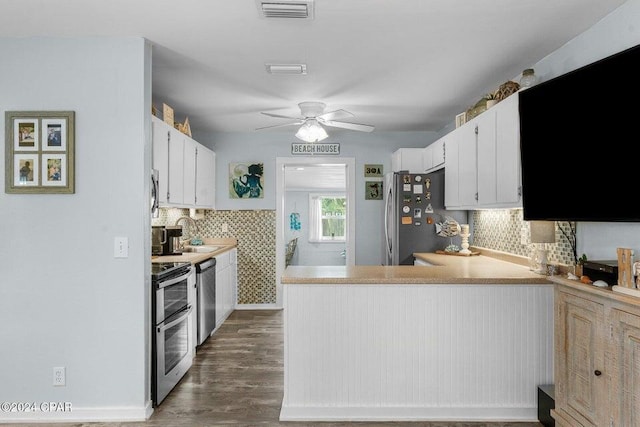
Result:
[152, 225, 183, 256]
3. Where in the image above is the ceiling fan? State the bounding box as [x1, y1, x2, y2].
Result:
[256, 101, 375, 142]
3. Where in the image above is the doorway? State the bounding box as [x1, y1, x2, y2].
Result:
[275, 157, 355, 307]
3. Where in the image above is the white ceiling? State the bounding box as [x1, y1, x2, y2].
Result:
[285, 164, 346, 191]
[0, 0, 627, 137]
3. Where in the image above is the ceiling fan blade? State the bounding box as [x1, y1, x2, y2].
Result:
[255, 121, 303, 131]
[322, 120, 375, 132]
[260, 112, 302, 120]
[317, 109, 354, 121]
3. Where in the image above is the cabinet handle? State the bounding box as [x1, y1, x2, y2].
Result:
[594, 370, 602, 376]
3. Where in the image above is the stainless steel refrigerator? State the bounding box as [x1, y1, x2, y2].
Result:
[384, 168, 468, 265]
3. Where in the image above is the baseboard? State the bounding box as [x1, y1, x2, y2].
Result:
[0, 401, 153, 423]
[235, 303, 282, 310]
[279, 405, 537, 422]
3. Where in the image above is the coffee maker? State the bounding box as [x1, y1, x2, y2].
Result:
[152, 225, 183, 255]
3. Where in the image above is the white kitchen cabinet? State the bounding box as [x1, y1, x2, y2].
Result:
[422, 138, 445, 173]
[182, 137, 197, 207]
[152, 116, 216, 209]
[444, 92, 521, 209]
[444, 131, 460, 208]
[493, 93, 522, 206]
[215, 248, 237, 327]
[195, 145, 215, 208]
[392, 148, 424, 173]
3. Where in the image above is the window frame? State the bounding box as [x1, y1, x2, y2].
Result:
[308, 192, 347, 243]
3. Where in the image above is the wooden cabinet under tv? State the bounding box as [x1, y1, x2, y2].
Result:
[552, 279, 640, 427]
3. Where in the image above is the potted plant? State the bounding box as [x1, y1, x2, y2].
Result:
[485, 92, 498, 108]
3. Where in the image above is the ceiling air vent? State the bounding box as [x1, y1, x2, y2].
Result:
[257, 0, 314, 19]
[265, 63, 307, 74]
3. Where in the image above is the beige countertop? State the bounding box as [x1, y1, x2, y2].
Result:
[282, 248, 552, 285]
[151, 238, 237, 265]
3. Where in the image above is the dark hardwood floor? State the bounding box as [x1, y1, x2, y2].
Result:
[17, 310, 543, 427]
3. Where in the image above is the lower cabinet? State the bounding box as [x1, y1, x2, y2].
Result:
[215, 248, 238, 327]
[553, 281, 640, 427]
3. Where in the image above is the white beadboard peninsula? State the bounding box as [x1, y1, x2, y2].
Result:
[280, 252, 554, 422]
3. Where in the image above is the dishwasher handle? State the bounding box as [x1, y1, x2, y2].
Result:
[196, 257, 216, 273]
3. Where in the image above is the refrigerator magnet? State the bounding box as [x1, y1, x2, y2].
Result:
[401, 216, 412, 225]
[414, 175, 422, 182]
[403, 175, 411, 184]
[425, 178, 431, 189]
[427, 216, 434, 224]
[425, 203, 434, 213]
[414, 208, 422, 218]
[413, 184, 423, 194]
[415, 221, 421, 226]
[415, 196, 422, 204]
[402, 206, 411, 213]
[403, 183, 411, 192]
[425, 191, 431, 200]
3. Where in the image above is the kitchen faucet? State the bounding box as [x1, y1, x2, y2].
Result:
[175, 216, 201, 245]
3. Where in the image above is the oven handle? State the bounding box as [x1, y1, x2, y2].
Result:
[157, 305, 192, 333]
[156, 269, 193, 290]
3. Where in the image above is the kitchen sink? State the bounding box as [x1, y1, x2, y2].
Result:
[183, 245, 223, 253]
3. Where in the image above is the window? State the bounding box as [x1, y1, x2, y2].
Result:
[308, 193, 346, 242]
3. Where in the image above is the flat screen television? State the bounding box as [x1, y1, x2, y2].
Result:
[519, 43, 640, 222]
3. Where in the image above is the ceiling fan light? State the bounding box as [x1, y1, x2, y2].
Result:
[295, 120, 328, 142]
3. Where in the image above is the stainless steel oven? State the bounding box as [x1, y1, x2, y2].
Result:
[151, 261, 195, 406]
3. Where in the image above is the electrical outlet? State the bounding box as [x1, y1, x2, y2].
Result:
[53, 367, 66, 386]
[114, 236, 129, 258]
[222, 223, 228, 233]
[521, 225, 529, 245]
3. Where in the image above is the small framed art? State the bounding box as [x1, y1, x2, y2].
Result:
[5, 111, 75, 194]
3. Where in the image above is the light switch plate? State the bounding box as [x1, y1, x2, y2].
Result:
[114, 236, 129, 258]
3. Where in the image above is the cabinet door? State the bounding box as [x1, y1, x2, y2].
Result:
[422, 145, 433, 171]
[182, 137, 197, 207]
[494, 93, 521, 205]
[195, 145, 215, 208]
[444, 132, 460, 208]
[555, 291, 606, 427]
[457, 121, 478, 207]
[611, 308, 640, 427]
[152, 117, 169, 205]
[432, 138, 445, 168]
[392, 148, 424, 173]
[168, 127, 185, 206]
[476, 109, 497, 205]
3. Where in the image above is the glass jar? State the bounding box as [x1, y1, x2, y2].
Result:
[520, 68, 537, 88]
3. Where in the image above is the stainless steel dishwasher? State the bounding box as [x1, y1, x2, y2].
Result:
[195, 257, 216, 346]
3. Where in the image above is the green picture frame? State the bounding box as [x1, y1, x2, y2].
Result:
[5, 110, 75, 194]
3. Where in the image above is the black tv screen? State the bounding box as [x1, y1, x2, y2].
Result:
[519, 43, 640, 222]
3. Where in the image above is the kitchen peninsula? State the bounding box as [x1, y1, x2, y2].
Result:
[280, 251, 554, 422]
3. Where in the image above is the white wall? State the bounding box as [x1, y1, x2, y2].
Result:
[528, 0, 640, 260]
[0, 37, 152, 421]
[202, 130, 438, 265]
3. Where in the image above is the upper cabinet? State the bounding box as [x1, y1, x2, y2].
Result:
[445, 92, 522, 210]
[152, 116, 216, 209]
[391, 148, 424, 173]
[422, 138, 445, 173]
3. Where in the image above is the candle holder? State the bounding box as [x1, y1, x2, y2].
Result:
[459, 224, 471, 255]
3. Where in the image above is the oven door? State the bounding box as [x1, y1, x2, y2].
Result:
[155, 268, 191, 324]
[154, 305, 194, 405]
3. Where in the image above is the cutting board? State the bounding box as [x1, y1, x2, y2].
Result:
[436, 250, 480, 257]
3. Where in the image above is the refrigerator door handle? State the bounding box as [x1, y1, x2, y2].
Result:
[384, 178, 393, 261]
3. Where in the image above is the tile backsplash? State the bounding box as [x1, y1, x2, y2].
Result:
[153, 207, 575, 305]
[472, 209, 576, 266]
[153, 208, 276, 305]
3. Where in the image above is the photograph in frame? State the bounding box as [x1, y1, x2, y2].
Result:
[42, 154, 66, 187]
[14, 154, 39, 187]
[5, 110, 75, 194]
[13, 118, 39, 151]
[42, 118, 66, 151]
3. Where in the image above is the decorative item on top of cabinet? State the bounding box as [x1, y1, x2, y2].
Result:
[494, 80, 520, 101]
